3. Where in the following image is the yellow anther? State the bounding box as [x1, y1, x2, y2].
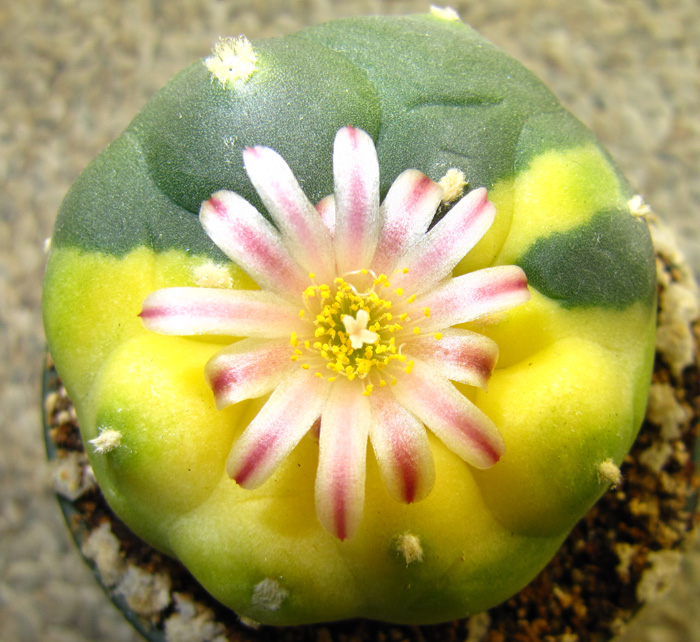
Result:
[413, 327, 421, 335]
[308, 272, 316, 279]
[404, 360, 415, 374]
[424, 307, 430, 317]
[299, 310, 305, 319]
[297, 272, 417, 382]
[434, 332, 443, 340]
[379, 379, 387, 387]
[363, 384, 374, 397]
[407, 294, 416, 303]
[402, 267, 409, 274]
[315, 372, 323, 378]
[290, 355, 298, 362]
[328, 377, 337, 382]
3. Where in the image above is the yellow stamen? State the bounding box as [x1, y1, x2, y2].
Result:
[293, 272, 420, 383]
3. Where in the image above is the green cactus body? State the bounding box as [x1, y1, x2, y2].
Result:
[43, 14, 656, 625]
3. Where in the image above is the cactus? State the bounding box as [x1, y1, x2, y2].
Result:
[43, 12, 656, 625]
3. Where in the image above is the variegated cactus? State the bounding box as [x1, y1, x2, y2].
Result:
[43, 12, 656, 626]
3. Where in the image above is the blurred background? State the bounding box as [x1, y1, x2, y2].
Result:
[1, 0, 698, 640]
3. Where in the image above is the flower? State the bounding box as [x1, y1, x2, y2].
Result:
[140, 127, 530, 540]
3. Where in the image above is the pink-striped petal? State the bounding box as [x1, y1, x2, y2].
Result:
[368, 386, 435, 504]
[393, 187, 495, 294]
[140, 287, 304, 338]
[243, 146, 335, 280]
[200, 191, 308, 299]
[371, 169, 443, 275]
[226, 371, 329, 488]
[315, 379, 371, 540]
[392, 358, 504, 469]
[332, 127, 381, 273]
[315, 195, 335, 237]
[410, 265, 529, 332]
[205, 338, 296, 409]
[405, 328, 498, 389]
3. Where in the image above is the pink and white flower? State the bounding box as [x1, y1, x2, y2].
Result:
[140, 127, 530, 540]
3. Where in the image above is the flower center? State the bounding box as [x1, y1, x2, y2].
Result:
[290, 271, 422, 391]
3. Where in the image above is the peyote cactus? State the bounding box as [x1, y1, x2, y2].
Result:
[43, 12, 657, 626]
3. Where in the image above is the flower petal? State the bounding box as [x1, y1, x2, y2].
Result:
[200, 190, 308, 298]
[369, 386, 435, 504]
[394, 187, 495, 294]
[140, 287, 304, 338]
[243, 146, 336, 281]
[315, 379, 371, 540]
[226, 371, 329, 488]
[391, 358, 504, 469]
[332, 126, 381, 273]
[315, 195, 335, 237]
[412, 265, 530, 331]
[205, 338, 296, 409]
[371, 169, 443, 276]
[406, 328, 499, 389]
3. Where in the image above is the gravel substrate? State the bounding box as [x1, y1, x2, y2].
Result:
[2, 1, 699, 641]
